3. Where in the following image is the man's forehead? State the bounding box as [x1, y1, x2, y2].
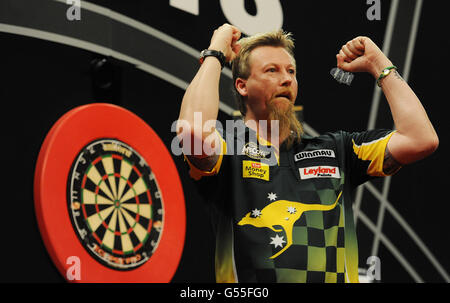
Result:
[249, 46, 296, 67]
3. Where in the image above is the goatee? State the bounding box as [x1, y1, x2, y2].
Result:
[267, 98, 303, 149]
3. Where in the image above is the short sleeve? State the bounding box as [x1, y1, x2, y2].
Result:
[343, 129, 396, 186]
[184, 130, 227, 181]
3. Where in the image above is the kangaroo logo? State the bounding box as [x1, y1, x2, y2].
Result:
[238, 191, 342, 259]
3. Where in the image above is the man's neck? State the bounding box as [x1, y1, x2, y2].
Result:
[243, 117, 289, 148]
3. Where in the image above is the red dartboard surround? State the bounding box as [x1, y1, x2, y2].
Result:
[34, 103, 185, 282]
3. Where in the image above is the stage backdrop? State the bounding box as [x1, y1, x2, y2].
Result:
[1, 0, 449, 282]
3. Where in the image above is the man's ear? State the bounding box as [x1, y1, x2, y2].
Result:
[235, 78, 248, 97]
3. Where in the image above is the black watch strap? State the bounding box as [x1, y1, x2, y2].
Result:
[199, 49, 226, 69]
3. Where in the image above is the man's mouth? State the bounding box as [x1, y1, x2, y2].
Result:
[274, 92, 292, 101]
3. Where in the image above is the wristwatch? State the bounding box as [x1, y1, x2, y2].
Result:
[199, 49, 226, 69]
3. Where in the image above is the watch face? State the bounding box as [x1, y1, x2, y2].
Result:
[199, 49, 208, 64]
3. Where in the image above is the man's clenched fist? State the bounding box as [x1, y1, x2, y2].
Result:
[336, 36, 393, 78]
[209, 24, 241, 63]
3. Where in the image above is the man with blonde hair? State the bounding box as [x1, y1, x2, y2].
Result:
[177, 24, 438, 283]
[231, 30, 302, 149]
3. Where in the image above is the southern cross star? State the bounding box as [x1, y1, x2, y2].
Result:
[287, 206, 297, 214]
[270, 234, 286, 248]
[267, 192, 277, 201]
[251, 208, 262, 218]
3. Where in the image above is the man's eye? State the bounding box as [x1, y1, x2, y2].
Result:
[267, 67, 276, 72]
[288, 69, 296, 74]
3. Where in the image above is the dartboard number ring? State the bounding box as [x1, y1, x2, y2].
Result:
[68, 138, 164, 270]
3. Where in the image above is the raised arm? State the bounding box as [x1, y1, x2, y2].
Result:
[177, 24, 241, 169]
[336, 36, 439, 172]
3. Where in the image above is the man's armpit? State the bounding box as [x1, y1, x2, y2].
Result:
[186, 154, 220, 172]
[383, 146, 402, 175]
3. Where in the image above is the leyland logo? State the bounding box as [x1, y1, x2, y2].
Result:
[299, 166, 341, 179]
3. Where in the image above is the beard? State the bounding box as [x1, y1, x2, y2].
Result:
[266, 97, 303, 149]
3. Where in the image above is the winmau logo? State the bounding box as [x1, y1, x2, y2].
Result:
[294, 149, 335, 162]
[299, 166, 340, 179]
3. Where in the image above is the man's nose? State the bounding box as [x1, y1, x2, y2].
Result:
[280, 71, 293, 87]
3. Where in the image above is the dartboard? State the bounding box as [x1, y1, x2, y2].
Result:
[68, 138, 163, 270]
[34, 103, 185, 282]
